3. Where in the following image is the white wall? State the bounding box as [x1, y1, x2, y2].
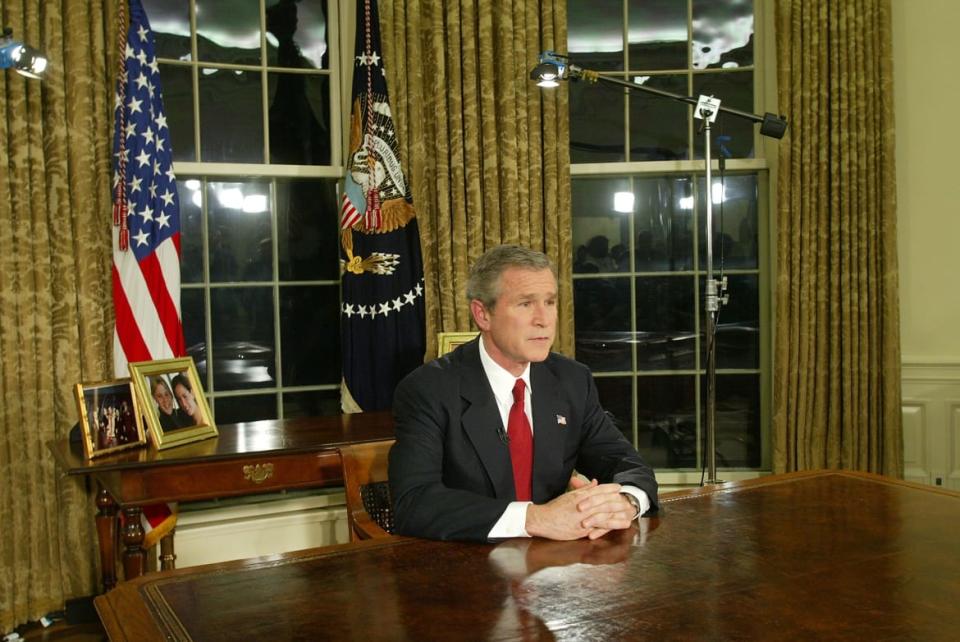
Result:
[892, 0, 960, 488]
[154, 491, 350, 569]
[893, 0, 960, 362]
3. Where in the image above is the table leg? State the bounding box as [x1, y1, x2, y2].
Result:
[159, 530, 177, 571]
[95, 489, 117, 591]
[121, 506, 146, 580]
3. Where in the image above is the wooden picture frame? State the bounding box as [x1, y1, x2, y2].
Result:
[74, 379, 147, 459]
[436, 331, 479, 356]
[129, 357, 217, 450]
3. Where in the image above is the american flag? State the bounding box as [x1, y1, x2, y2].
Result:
[112, 0, 185, 378]
[111, 0, 180, 547]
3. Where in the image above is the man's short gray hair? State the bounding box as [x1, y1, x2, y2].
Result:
[466, 245, 556, 309]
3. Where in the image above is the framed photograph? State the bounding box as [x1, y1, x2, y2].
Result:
[437, 331, 479, 356]
[74, 379, 147, 459]
[129, 357, 217, 450]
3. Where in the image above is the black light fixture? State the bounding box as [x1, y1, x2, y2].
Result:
[531, 51, 786, 139]
[532, 50, 787, 485]
[1, 27, 47, 79]
[529, 52, 568, 87]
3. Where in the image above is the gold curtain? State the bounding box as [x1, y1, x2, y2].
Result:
[773, 0, 902, 475]
[379, 0, 572, 361]
[0, 0, 117, 630]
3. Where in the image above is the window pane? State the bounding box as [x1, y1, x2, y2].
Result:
[179, 177, 203, 283]
[214, 394, 278, 424]
[693, 71, 755, 159]
[283, 389, 341, 418]
[595, 376, 634, 445]
[629, 74, 688, 161]
[697, 173, 759, 270]
[692, 0, 754, 70]
[574, 277, 631, 372]
[627, 0, 688, 71]
[633, 176, 694, 272]
[570, 81, 625, 163]
[568, 0, 624, 72]
[182, 288, 207, 382]
[210, 287, 276, 390]
[195, 0, 262, 65]
[159, 64, 196, 162]
[199, 67, 264, 162]
[700, 274, 759, 370]
[268, 72, 331, 165]
[637, 374, 696, 468]
[276, 179, 339, 281]
[702, 373, 760, 467]
[143, 0, 191, 61]
[635, 276, 696, 370]
[207, 180, 272, 283]
[279, 285, 340, 386]
[572, 176, 632, 274]
[267, 0, 330, 70]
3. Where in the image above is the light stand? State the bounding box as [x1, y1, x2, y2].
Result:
[532, 51, 786, 485]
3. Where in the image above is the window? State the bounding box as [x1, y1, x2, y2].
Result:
[146, 0, 345, 422]
[567, 0, 769, 482]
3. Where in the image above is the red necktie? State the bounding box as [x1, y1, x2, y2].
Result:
[508, 379, 533, 501]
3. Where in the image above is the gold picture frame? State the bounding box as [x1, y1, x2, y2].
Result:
[74, 379, 147, 459]
[437, 331, 479, 356]
[129, 357, 217, 450]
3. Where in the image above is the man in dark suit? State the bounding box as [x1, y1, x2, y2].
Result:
[389, 245, 658, 542]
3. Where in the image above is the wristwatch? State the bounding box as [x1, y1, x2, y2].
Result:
[620, 491, 642, 520]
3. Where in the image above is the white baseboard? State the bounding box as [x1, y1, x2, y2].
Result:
[901, 360, 960, 490]
[155, 490, 349, 569]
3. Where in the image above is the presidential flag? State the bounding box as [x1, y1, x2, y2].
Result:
[111, 0, 180, 546]
[340, 0, 425, 412]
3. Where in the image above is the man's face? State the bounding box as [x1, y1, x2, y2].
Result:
[472, 267, 557, 376]
[152, 383, 174, 415]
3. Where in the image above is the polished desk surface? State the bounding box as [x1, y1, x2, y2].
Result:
[49, 412, 395, 506]
[50, 412, 396, 475]
[95, 471, 960, 641]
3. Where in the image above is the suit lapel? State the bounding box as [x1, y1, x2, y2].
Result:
[459, 340, 515, 500]
[531, 361, 564, 503]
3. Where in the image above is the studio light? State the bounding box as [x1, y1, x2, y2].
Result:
[1, 27, 47, 79]
[531, 50, 788, 487]
[529, 51, 572, 87]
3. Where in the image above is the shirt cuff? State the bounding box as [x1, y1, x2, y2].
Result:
[487, 501, 533, 539]
[620, 486, 651, 519]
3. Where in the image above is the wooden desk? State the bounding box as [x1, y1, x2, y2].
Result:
[95, 471, 960, 640]
[50, 412, 394, 589]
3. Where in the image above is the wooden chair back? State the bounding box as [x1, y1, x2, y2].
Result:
[339, 439, 396, 542]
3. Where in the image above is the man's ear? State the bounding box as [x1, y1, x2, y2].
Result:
[470, 299, 491, 331]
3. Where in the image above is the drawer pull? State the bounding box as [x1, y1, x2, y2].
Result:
[243, 463, 274, 484]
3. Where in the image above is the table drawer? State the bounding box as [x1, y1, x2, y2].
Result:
[118, 451, 343, 503]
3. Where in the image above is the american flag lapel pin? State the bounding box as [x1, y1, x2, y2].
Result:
[556, 414, 567, 426]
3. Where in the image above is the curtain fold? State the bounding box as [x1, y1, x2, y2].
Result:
[0, 0, 116, 631]
[773, 0, 901, 476]
[381, 0, 572, 360]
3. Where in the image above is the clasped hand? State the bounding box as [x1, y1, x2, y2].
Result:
[525, 477, 636, 541]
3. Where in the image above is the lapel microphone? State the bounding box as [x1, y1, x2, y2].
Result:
[497, 423, 510, 444]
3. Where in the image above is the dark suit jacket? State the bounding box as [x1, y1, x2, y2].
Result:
[389, 338, 658, 541]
